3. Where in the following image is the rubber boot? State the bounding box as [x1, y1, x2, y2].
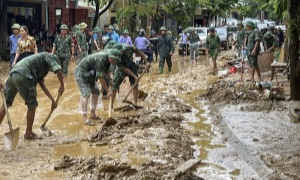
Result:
[158, 67, 163, 74]
[168, 67, 172, 73]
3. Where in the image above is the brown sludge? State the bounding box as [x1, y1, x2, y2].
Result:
[54, 94, 204, 179]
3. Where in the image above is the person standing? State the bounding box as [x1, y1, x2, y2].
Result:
[0, 52, 65, 140]
[206, 27, 221, 75]
[236, 21, 246, 57]
[9, 23, 21, 70]
[134, 29, 153, 63]
[93, 27, 101, 52]
[157, 26, 174, 74]
[245, 20, 262, 82]
[52, 24, 75, 84]
[76, 22, 88, 64]
[86, 28, 94, 55]
[74, 49, 120, 126]
[120, 29, 132, 45]
[149, 30, 158, 62]
[12, 26, 38, 67]
[263, 27, 276, 52]
[105, 25, 120, 44]
[188, 28, 200, 62]
[180, 30, 188, 57]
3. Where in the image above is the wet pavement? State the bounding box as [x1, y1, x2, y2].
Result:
[0, 51, 299, 179]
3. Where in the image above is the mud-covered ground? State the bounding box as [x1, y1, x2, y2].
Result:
[0, 50, 299, 179]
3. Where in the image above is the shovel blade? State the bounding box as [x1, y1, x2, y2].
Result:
[4, 127, 20, 150]
[40, 126, 52, 137]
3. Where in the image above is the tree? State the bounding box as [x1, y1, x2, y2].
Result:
[86, 0, 115, 28]
[0, 0, 8, 49]
[199, 0, 238, 26]
[288, 0, 300, 100]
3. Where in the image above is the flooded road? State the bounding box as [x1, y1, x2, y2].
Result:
[0, 52, 262, 179]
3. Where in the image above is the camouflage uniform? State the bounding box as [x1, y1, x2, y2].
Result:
[206, 35, 221, 59]
[188, 33, 200, 60]
[112, 45, 140, 91]
[237, 29, 246, 50]
[74, 51, 111, 98]
[246, 29, 261, 67]
[158, 33, 174, 69]
[263, 31, 276, 51]
[4, 53, 61, 109]
[76, 30, 88, 64]
[53, 34, 74, 76]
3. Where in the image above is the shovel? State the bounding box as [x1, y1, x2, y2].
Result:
[122, 69, 147, 108]
[1, 89, 20, 150]
[40, 93, 62, 136]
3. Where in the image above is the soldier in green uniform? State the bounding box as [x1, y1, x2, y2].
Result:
[157, 26, 174, 74]
[236, 21, 246, 57]
[263, 27, 276, 52]
[74, 49, 121, 126]
[206, 27, 221, 75]
[52, 24, 75, 83]
[188, 28, 201, 62]
[245, 20, 262, 82]
[76, 22, 88, 64]
[0, 52, 65, 139]
[111, 44, 149, 108]
[104, 40, 116, 50]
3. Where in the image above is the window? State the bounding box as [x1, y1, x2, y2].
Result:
[56, 8, 62, 24]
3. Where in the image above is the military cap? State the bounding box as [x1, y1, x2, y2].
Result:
[11, 23, 20, 29]
[159, 26, 167, 31]
[245, 20, 255, 28]
[112, 44, 125, 52]
[108, 49, 121, 63]
[60, 24, 69, 30]
[108, 25, 114, 30]
[78, 22, 87, 29]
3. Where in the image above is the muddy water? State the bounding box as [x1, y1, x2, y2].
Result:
[1, 54, 235, 179]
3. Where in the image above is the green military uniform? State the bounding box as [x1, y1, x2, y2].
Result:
[104, 40, 116, 50]
[158, 27, 174, 73]
[112, 44, 140, 91]
[4, 53, 61, 109]
[53, 33, 74, 76]
[188, 32, 200, 60]
[188, 33, 200, 44]
[206, 35, 221, 59]
[237, 29, 246, 50]
[74, 51, 111, 97]
[246, 28, 261, 68]
[263, 31, 276, 51]
[76, 23, 88, 63]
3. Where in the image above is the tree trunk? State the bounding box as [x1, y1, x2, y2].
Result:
[288, 0, 300, 100]
[92, 1, 100, 28]
[0, 0, 8, 49]
[92, 0, 115, 28]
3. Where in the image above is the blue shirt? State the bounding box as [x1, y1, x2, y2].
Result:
[93, 33, 98, 41]
[182, 33, 188, 44]
[9, 34, 21, 54]
[120, 35, 132, 45]
[134, 36, 150, 50]
[105, 31, 120, 43]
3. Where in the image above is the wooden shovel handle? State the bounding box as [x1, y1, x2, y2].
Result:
[41, 93, 62, 128]
[123, 69, 147, 102]
[1, 89, 14, 133]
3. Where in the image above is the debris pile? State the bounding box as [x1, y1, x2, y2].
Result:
[54, 94, 203, 179]
[198, 80, 286, 105]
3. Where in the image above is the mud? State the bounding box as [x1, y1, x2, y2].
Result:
[0, 49, 298, 179]
[198, 80, 288, 107]
[53, 94, 204, 179]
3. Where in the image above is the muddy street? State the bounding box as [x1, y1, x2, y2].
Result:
[0, 51, 299, 179]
